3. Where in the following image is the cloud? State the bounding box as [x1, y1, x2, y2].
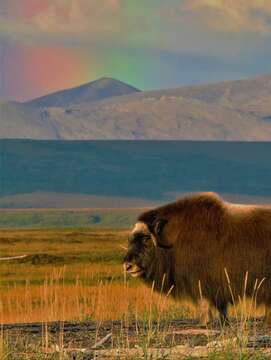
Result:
[180, 0, 271, 34]
[0, 0, 156, 50]
[1, 0, 271, 59]
[31, 0, 122, 33]
[0, 1, 120, 43]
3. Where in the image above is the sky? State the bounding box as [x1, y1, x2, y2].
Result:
[1, 0, 271, 101]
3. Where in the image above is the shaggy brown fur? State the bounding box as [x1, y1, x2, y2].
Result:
[123, 192, 271, 322]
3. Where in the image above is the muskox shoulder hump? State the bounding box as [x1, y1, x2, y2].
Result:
[138, 192, 225, 227]
[225, 202, 258, 214]
[176, 192, 224, 210]
[180, 191, 221, 202]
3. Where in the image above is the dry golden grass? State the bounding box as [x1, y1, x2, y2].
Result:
[0, 275, 191, 324]
[0, 228, 193, 324]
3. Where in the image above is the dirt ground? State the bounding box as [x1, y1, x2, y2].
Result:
[3, 319, 207, 348]
[3, 318, 271, 359]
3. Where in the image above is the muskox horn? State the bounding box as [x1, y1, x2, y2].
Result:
[154, 219, 172, 249]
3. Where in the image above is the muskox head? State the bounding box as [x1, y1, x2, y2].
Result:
[123, 218, 171, 278]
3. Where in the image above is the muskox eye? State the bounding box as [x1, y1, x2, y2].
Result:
[142, 235, 151, 244]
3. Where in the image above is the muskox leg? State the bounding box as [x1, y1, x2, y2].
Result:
[217, 302, 228, 325]
[198, 299, 213, 325]
[264, 306, 271, 327]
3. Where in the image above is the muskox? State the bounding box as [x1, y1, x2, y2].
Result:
[123, 192, 271, 323]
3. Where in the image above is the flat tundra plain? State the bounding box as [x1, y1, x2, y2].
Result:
[1, 227, 271, 359]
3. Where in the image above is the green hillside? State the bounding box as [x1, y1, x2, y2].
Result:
[1, 140, 271, 207]
[0, 209, 141, 229]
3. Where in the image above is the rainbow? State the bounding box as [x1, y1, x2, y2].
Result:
[1, 0, 144, 101]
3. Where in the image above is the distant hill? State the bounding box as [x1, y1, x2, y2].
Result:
[2, 74, 271, 140]
[26, 77, 140, 108]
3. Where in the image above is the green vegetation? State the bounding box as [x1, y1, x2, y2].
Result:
[0, 209, 140, 229]
[1, 140, 271, 208]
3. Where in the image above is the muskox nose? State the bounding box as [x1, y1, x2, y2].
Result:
[123, 262, 133, 272]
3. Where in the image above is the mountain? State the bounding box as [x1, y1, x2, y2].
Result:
[160, 74, 271, 107]
[32, 93, 271, 140]
[26, 77, 140, 108]
[2, 74, 271, 140]
[0, 101, 60, 139]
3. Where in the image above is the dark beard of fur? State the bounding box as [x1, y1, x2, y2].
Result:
[141, 247, 175, 295]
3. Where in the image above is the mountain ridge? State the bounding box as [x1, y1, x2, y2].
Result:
[26, 77, 140, 108]
[2, 74, 271, 140]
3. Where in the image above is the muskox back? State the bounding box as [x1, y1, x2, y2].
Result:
[124, 192, 271, 322]
[173, 197, 271, 315]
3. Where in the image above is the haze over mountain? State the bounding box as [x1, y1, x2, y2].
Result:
[2, 74, 271, 140]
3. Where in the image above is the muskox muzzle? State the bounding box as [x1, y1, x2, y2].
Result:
[123, 249, 145, 278]
[122, 225, 152, 278]
[123, 261, 144, 278]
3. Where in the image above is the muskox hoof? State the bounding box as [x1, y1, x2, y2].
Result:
[263, 307, 271, 328]
[198, 299, 214, 325]
[219, 314, 230, 327]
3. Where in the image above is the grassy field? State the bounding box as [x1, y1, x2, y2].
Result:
[0, 227, 269, 359]
[2, 192, 271, 229]
[0, 227, 190, 324]
[0, 209, 142, 229]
